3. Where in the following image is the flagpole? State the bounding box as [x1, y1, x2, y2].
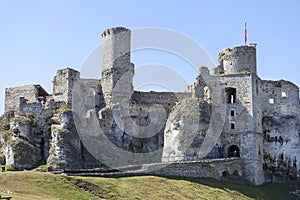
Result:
[244, 22, 247, 46]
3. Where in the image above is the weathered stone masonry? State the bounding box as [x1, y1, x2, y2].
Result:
[0, 26, 299, 185]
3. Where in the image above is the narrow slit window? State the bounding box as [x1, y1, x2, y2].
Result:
[230, 123, 235, 129]
[256, 79, 259, 95]
[230, 110, 235, 116]
[282, 92, 287, 98]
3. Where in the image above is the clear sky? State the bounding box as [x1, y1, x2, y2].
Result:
[0, 0, 299, 113]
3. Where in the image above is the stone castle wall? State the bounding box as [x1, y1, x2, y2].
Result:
[252, 75, 264, 136]
[152, 158, 243, 182]
[220, 74, 256, 133]
[19, 99, 43, 116]
[131, 91, 192, 114]
[261, 80, 300, 117]
[5, 85, 40, 111]
[78, 78, 105, 111]
[1, 26, 300, 185]
[53, 68, 80, 107]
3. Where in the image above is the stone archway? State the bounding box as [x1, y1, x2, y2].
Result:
[228, 145, 240, 158]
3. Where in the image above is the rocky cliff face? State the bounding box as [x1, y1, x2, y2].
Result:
[0, 102, 98, 170]
[47, 108, 98, 169]
[0, 106, 53, 169]
[263, 115, 300, 182]
[162, 98, 210, 162]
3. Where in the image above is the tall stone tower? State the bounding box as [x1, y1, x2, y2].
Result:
[101, 27, 134, 106]
[215, 45, 257, 75]
[215, 45, 265, 185]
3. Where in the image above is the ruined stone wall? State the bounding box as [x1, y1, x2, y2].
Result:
[220, 72, 265, 185]
[152, 158, 244, 182]
[252, 75, 264, 134]
[221, 74, 256, 132]
[52, 68, 80, 107]
[131, 91, 192, 114]
[248, 75, 264, 185]
[220, 131, 264, 185]
[79, 79, 105, 111]
[185, 72, 206, 99]
[19, 99, 43, 116]
[96, 91, 192, 159]
[5, 85, 39, 111]
[2, 68, 103, 170]
[248, 75, 300, 183]
[241, 132, 265, 185]
[261, 80, 300, 117]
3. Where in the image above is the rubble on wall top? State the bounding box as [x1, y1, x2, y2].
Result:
[101, 26, 130, 37]
[219, 45, 256, 55]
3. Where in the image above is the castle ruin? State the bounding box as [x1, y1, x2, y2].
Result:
[0, 27, 299, 185]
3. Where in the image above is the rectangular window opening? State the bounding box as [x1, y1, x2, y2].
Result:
[230, 123, 235, 129]
[269, 98, 274, 104]
[282, 92, 287, 98]
[226, 88, 236, 104]
[230, 110, 235, 116]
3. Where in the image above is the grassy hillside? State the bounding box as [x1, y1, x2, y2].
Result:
[0, 171, 299, 199]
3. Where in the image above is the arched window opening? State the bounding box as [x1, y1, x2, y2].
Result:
[228, 145, 240, 158]
[222, 170, 228, 177]
[232, 170, 239, 176]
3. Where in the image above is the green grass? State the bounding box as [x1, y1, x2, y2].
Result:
[76, 176, 252, 200]
[0, 171, 299, 199]
[0, 171, 96, 200]
[176, 176, 300, 200]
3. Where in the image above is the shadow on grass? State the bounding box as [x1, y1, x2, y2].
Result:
[151, 175, 300, 200]
[69, 171, 300, 199]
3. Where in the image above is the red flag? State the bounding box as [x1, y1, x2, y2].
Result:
[244, 22, 247, 45]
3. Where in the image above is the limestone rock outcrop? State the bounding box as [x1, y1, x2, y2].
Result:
[262, 115, 300, 181]
[162, 98, 210, 162]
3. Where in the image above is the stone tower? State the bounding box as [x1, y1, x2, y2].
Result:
[101, 27, 134, 105]
[52, 68, 80, 107]
[215, 45, 257, 75]
[215, 45, 265, 185]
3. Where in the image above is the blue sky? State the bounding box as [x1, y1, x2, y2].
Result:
[0, 1, 299, 113]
